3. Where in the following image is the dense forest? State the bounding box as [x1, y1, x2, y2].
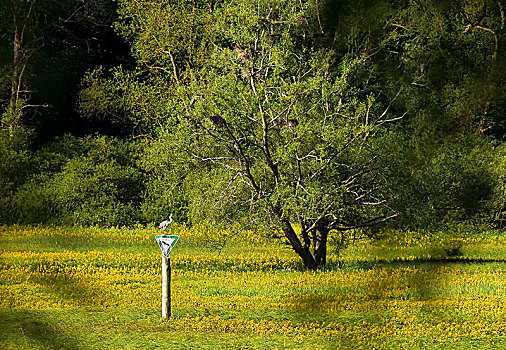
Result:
[1, 0, 505, 267]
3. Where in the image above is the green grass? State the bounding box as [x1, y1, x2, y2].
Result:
[2, 225, 506, 349]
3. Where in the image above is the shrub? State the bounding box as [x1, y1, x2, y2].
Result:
[0, 128, 33, 224]
[376, 131, 496, 230]
[49, 135, 144, 226]
[2, 134, 145, 226]
[489, 143, 506, 228]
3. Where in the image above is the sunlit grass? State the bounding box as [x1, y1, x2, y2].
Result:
[1, 224, 506, 349]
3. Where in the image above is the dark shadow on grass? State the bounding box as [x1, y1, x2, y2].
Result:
[0, 310, 84, 350]
[1, 259, 115, 348]
[285, 257, 506, 313]
[364, 257, 506, 303]
[26, 260, 110, 308]
[329, 257, 506, 271]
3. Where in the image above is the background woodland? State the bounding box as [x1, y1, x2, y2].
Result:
[1, 0, 505, 239]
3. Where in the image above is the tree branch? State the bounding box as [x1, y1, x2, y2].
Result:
[332, 212, 398, 231]
[475, 25, 499, 59]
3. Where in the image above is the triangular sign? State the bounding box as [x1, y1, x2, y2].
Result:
[155, 235, 179, 258]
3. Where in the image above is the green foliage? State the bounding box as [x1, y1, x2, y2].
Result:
[1, 0, 505, 242]
[0, 128, 33, 223]
[8, 180, 55, 224]
[113, 0, 213, 72]
[379, 0, 506, 140]
[489, 143, 506, 228]
[376, 130, 496, 229]
[365, 0, 506, 230]
[48, 136, 144, 226]
[136, 125, 194, 224]
[0, 135, 144, 226]
[79, 66, 173, 135]
[0, 128, 32, 192]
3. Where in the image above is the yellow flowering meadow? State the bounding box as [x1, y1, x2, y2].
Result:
[1, 225, 506, 349]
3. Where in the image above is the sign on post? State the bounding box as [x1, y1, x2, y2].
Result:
[155, 235, 179, 258]
[155, 234, 179, 319]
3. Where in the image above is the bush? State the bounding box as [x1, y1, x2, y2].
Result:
[8, 180, 56, 224]
[377, 130, 496, 230]
[0, 128, 34, 224]
[489, 143, 506, 228]
[49, 135, 144, 226]
[137, 127, 191, 225]
[1, 134, 145, 226]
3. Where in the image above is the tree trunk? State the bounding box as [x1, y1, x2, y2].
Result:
[313, 226, 328, 269]
[279, 219, 319, 270]
[5, 12, 23, 136]
[10, 33, 20, 115]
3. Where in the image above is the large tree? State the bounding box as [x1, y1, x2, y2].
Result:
[82, 0, 506, 266]
[104, 0, 399, 269]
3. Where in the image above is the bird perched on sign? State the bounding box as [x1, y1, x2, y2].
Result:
[158, 213, 174, 231]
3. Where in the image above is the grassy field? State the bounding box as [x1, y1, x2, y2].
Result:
[1, 225, 506, 349]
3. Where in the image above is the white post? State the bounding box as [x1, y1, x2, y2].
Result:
[161, 255, 171, 319]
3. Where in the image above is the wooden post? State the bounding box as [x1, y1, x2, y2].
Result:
[156, 234, 178, 319]
[161, 255, 171, 319]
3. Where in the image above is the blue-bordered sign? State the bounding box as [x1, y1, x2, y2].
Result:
[155, 235, 179, 258]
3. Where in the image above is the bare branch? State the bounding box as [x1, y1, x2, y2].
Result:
[206, 223, 253, 255]
[475, 25, 499, 59]
[348, 185, 380, 205]
[62, 4, 86, 23]
[20, 103, 51, 109]
[296, 151, 317, 161]
[499, 1, 505, 31]
[332, 212, 398, 231]
[358, 200, 387, 206]
[19, 0, 36, 46]
[309, 135, 361, 181]
[373, 88, 402, 126]
[192, 154, 242, 172]
[305, 201, 334, 234]
[374, 111, 407, 126]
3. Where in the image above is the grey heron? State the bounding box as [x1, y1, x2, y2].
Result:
[158, 214, 174, 231]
